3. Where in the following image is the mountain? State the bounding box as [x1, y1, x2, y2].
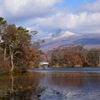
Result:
[40, 31, 100, 52]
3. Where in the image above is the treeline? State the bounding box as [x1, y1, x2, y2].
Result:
[46, 45, 100, 68]
[0, 17, 41, 73]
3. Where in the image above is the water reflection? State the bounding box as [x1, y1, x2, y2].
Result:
[37, 72, 100, 89]
[0, 73, 40, 100]
[0, 72, 100, 100]
[36, 72, 100, 100]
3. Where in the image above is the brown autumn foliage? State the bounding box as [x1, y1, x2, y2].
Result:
[25, 47, 41, 69]
[46, 45, 100, 67]
[0, 17, 41, 72]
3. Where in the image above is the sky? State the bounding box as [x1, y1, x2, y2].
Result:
[0, 0, 100, 39]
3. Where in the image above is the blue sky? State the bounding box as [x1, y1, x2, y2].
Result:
[56, 0, 94, 9]
[0, 0, 100, 38]
[55, 0, 96, 14]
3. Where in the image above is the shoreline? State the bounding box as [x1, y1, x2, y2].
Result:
[28, 68, 100, 73]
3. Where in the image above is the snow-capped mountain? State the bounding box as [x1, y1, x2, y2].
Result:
[40, 31, 100, 52]
[52, 31, 78, 40]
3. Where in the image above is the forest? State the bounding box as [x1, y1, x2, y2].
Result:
[0, 17, 100, 74]
[45, 45, 100, 68]
[0, 17, 41, 74]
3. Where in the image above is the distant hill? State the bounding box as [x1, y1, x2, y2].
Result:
[40, 31, 100, 52]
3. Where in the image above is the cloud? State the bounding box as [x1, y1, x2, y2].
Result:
[0, 0, 100, 39]
[27, 11, 100, 36]
[79, 0, 100, 13]
[0, 0, 62, 21]
[27, 0, 100, 36]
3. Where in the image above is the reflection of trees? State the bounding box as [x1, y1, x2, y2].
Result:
[0, 73, 40, 100]
[86, 73, 100, 85]
[45, 72, 100, 89]
[0, 72, 100, 99]
[49, 72, 84, 88]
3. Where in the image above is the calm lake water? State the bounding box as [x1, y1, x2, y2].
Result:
[0, 68, 100, 100]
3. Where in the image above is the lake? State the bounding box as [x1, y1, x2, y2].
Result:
[0, 68, 100, 100]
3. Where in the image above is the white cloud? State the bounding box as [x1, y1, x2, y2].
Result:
[0, 0, 62, 20]
[27, 11, 100, 35]
[79, 0, 100, 13]
[0, 0, 100, 39]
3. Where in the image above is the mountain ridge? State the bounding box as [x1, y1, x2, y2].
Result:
[40, 31, 100, 52]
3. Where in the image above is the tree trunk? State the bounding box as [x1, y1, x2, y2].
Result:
[4, 48, 6, 65]
[10, 47, 14, 72]
[10, 53, 14, 72]
[3, 46, 6, 68]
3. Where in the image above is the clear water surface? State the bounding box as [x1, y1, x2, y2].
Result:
[0, 68, 100, 100]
